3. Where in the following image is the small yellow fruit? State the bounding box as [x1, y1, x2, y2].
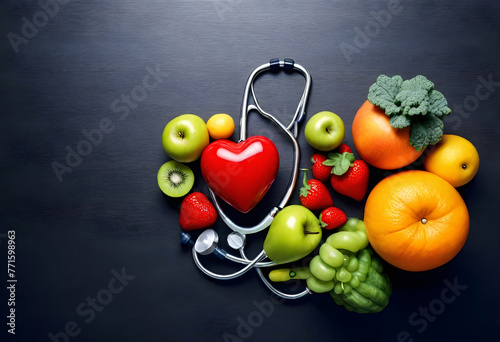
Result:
[424, 134, 479, 187]
[206, 113, 235, 140]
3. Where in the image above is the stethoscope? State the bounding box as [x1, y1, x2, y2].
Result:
[181, 59, 312, 299]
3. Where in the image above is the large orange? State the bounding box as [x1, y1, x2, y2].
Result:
[352, 100, 424, 170]
[364, 170, 469, 272]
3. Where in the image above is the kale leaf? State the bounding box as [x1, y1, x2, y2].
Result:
[368, 74, 451, 151]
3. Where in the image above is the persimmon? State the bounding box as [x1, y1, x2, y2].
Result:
[352, 100, 424, 170]
[364, 170, 469, 272]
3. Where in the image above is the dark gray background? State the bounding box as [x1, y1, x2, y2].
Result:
[1, 0, 499, 341]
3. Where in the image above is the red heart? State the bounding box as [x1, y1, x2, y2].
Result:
[200, 136, 280, 213]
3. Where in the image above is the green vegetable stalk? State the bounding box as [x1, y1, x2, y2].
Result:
[268, 218, 392, 314]
[367, 74, 451, 151]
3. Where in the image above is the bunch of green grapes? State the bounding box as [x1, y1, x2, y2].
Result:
[269, 218, 392, 313]
[306, 217, 369, 294]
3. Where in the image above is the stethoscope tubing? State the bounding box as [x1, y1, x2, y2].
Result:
[191, 239, 310, 299]
[192, 247, 269, 280]
[191, 59, 312, 297]
[239, 247, 311, 300]
[210, 59, 311, 236]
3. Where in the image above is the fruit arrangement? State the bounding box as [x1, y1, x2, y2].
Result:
[157, 72, 479, 315]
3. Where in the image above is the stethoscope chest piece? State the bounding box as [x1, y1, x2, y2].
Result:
[194, 229, 219, 255]
[227, 232, 246, 250]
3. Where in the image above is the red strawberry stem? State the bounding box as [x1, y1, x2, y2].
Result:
[299, 169, 311, 197]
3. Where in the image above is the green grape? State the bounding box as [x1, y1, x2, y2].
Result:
[307, 275, 335, 293]
[319, 243, 344, 267]
[333, 281, 351, 295]
[310, 255, 336, 281]
[347, 256, 359, 272]
[355, 219, 366, 233]
[333, 282, 343, 295]
[356, 235, 369, 250]
[326, 231, 362, 252]
[342, 254, 350, 268]
[336, 267, 352, 282]
[349, 275, 360, 288]
[341, 217, 360, 232]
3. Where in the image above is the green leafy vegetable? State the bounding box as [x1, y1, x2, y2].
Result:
[367, 74, 451, 151]
[323, 152, 355, 176]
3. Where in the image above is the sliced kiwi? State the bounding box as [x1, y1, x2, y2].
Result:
[157, 160, 194, 197]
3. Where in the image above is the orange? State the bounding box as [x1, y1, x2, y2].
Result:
[352, 100, 424, 170]
[364, 170, 469, 272]
[206, 113, 235, 140]
[424, 134, 480, 187]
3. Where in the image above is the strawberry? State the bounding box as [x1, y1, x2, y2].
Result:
[319, 207, 347, 230]
[179, 192, 217, 231]
[338, 143, 353, 154]
[311, 153, 333, 182]
[325, 152, 369, 201]
[299, 169, 334, 211]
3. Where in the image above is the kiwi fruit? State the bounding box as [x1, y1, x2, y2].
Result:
[157, 160, 194, 197]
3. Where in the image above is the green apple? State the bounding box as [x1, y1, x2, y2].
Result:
[304, 111, 345, 151]
[264, 205, 322, 264]
[162, 114, 210, 163]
